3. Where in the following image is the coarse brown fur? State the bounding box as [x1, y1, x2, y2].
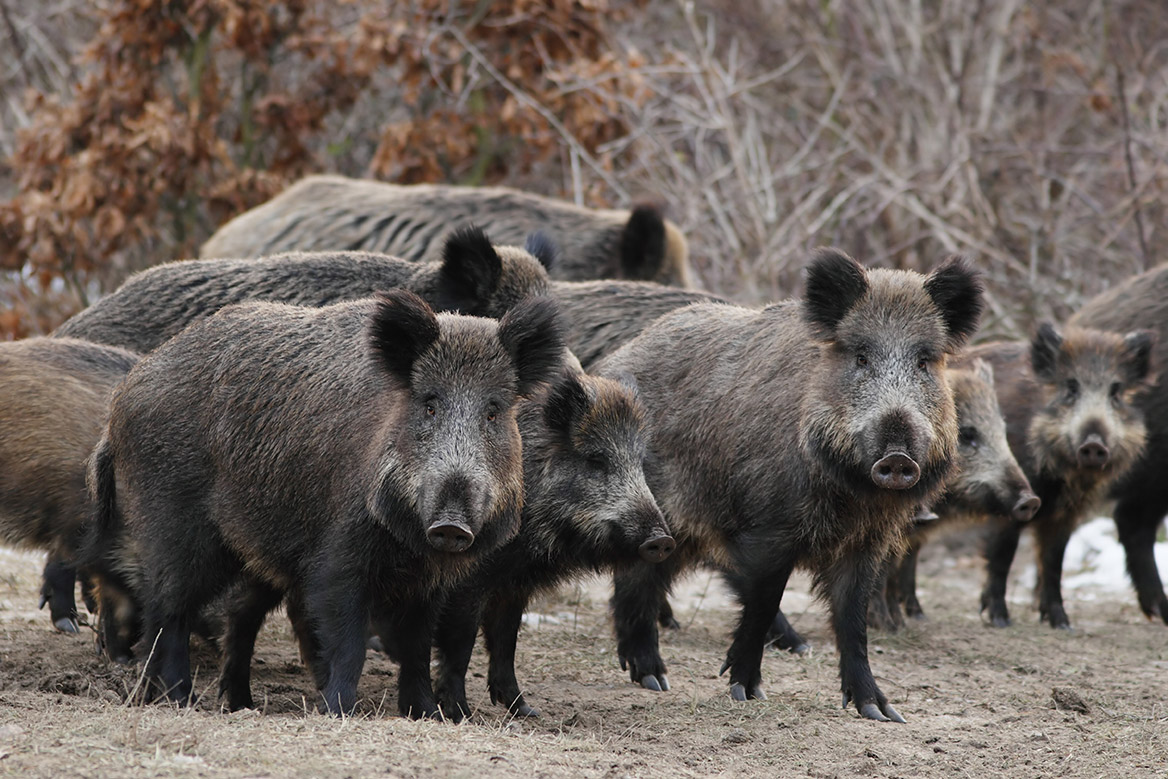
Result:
[55, 227, 551, 354]
[0, 337, 139, 632]
[200, 174, 694, 287]
[970, 323, 1154, 629]
[1069, 264, 1168, 622]
[82, 291, 565, 718]
[596, 249, 983, 722]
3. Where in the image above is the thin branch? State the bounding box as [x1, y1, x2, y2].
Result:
[1115, 67, 1152, 270]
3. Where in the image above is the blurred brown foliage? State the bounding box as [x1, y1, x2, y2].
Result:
[2, 0, 1166, 340]
[0, 0, 645, 337]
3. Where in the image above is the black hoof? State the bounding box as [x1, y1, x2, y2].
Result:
[729, 682, 766, 701]
[54, 617, 80, 634]
[513, 702, 540, 718]
[639, 674, 668, 692]
[858, 701, 905, 723]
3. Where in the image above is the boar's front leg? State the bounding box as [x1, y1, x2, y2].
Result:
[980, 517, 1021, 627]
[219, 579, 285, 711]
[141, 610, 195, 706]
[311, 560, 371, 716]
[720, 561, 794, 701]
[1035, 518, 1074, 630]
[827, 553, 905, 723]
[432, 587, 483, 722]
[483, 588, 539, 717]
[1113, 496, 1168, 624]
[371, 595, 441, 720]
[612, 558, 680, 692]
[40, 555, 80, 633]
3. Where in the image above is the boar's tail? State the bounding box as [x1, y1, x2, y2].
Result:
[79, 435, 127, 584]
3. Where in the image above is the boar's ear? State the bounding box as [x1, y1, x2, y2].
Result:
[802, 248, 868, 339]
[969, 357, 995, 386]
[524, 231, 559, 271]
[1030, 322, 1064, 381]
[924, 255, 984, 350]
[435, 225, 502, 315]
[620, 204, 667, 282]
[543, 371, 591, 439]
[611, 369, 640, 398]
[369, 289, 441, 385]
[497, 296, 566, 396]
[1119, 329, 1156, 385]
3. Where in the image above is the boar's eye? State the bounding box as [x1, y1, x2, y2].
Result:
[424, 402, 437, 418]
[1109, 382, 1122, 400]
[1063, 378, 1080, 400]
[586, 454, 608, 472]
[958, 426, 979, 449]
[486, 408, 497, 422]
[856, 353, 869, 368]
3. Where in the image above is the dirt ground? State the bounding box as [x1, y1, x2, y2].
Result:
[0, 532, 1165, 779]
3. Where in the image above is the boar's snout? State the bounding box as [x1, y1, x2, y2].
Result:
[870, 448, 921, 490]
[426, 513, 475, 553]
[639, 534, 676, 563]
[1012, 491, 1041, 522]
[1076, 433, 1110, 469]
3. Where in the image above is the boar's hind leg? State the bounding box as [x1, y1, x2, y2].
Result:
[896, 540, 926, 620]
[433, 589, 484, 722]
[656, 599, 681, 630]
[1113, 496, 1168, 624]
[1035, 519, 1075, 629]
[40, 555, 80, 633]
[980, 518, 1021, 627]
[219, 580, 285, 711]
[612, 559, 681, 692]
[765, 608, 810, 655]
[827, 554, 905, 723]
[483, 589, 539, 717]
[370, 596, 442, 720]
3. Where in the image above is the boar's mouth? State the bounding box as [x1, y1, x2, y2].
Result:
[426, 512, 475, 553]
[870, 447, 921, 490]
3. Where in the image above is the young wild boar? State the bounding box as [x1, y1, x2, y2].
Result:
[425, 371, 674, 720]
[55, 227, 550, 354]
[1067, 268, 1168, 623]
[970, 323, 1154, 629]
[199, 174, 694, 288]
[867, 358, 1041, 631]
[0, 337, 138, 633]
[596, 249, 984, 722]
[83, 290, 565, 717]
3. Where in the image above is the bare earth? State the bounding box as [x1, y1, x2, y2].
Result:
[0, 533, 1165, 779]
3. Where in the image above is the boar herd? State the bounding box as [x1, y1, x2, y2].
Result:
[1, 174, 1165, 725]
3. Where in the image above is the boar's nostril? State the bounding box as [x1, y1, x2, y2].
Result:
[1076, 435, 1110, 469]
[426, 518, 475, 552]
[1012, 492, 1041, 523]
[638, 534, 675, 563]
[870, 450, 921, 490]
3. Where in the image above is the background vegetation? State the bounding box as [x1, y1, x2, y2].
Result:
[2, 0, 1165, 338]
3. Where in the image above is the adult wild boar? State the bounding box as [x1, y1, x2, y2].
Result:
[427, 371, 674, 720]
[596, 249, 984, 722]
[0, 337, 138, 633]
[867, 358, 1041, 631]
[56, 227, 550, 354]
[970, 323, 1154, 629]
[1070, 266, 1168, 623]
[83, 290, 565, 717]
[199, 174, 694, 287]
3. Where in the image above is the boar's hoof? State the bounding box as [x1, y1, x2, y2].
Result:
[858, 701, 905, 723]
[870, 451, 920, 490]
[512, 701, 540, 718]
[1012, 492, 1041, 522]
[426, 518, 475, 552]
[53, 616, 80, 634]
[1076, 436, 1110, 469]
[638, 535, 676, 563]
[729, 682, 766, 701]
[639, 674, 669, 692]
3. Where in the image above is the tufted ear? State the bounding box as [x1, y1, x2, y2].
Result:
[620, 204, 667, 281]
[496, 296, 566, 396]
[969, 357, 995, 387]
[1119, 329, 1156, 386]
[924, 255, 984, 351]
[524, 231, 559, 271]
[434, 225, 502, 315]
[802, 248, 869, 340]
[1029, 322, 1064, 381]
[369, 289, 441, 386]
[543, 371, 591, 441]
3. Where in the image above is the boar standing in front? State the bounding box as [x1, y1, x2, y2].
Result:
[424, 371, 673, 720]
[1069, 266, 1168, 624]
[55, 227, 550, 354]
[83, 291, 564, 717]
[0, 337, 138, 633]
[970, 323, 1154, 629]
[867, 358, 1040, 631]
[596, 249, 983, 722]
[199, 174, 694, 287]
